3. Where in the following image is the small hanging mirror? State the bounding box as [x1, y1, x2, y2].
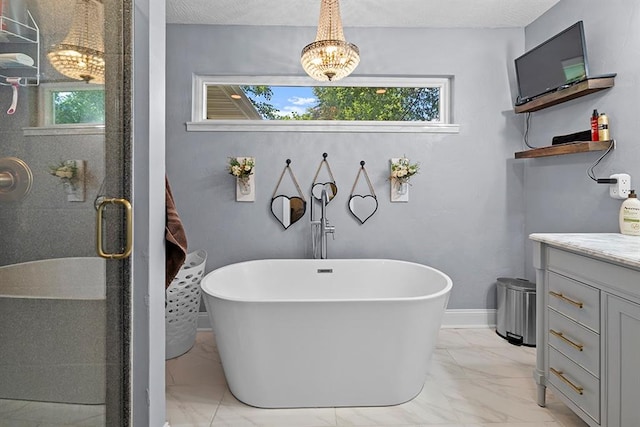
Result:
[270, 159, 307, 229]
[311, 153, 338, 202]
[348, 161, 378, 224]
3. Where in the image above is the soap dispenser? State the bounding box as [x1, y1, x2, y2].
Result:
[619, 190, 640, 236]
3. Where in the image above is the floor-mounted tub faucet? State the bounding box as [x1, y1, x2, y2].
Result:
[311, 186, 335, 259]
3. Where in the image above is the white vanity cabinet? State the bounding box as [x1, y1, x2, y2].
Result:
[531, 233, 640, 427]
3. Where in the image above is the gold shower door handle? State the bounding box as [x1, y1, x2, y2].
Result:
[96, 198, 133, 259]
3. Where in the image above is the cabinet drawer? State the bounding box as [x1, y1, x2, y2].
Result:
[548, 308, 599, 378]
[548, 247, 640, 300]
[548, 271, 600, 332]
[548, 346, 600, 424]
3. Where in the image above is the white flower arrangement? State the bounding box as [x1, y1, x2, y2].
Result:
[390, 157, 419, 183]
[49, 161, 78, 183]
[227, 157, 255, 180]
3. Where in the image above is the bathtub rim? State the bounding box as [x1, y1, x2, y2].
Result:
[0, 257, 106, 300]
[201, 258, 453, 304]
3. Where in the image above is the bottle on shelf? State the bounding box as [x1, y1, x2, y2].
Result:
[591, 109, 599, 141]
[598, 113, 610, 141]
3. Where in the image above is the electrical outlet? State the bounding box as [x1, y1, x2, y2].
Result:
[610, 173, 631, 199]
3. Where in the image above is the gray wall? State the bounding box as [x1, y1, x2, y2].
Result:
[522, 0, 640, 277]
[166, 25, 525, 309]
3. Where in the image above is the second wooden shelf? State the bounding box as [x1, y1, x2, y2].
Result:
[515, 140, 613, 159]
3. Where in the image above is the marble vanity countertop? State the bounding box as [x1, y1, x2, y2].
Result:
[530, 233, 640, 269]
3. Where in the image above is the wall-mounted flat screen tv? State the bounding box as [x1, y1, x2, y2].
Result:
[515, 21, 589, 105]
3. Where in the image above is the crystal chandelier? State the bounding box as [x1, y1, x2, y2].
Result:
[47, 0, 105, 84]
[301, 0, 360, 82]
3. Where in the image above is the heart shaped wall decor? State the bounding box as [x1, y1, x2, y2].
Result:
[348, 195, 378, 224]
[271, 195, 307, 229]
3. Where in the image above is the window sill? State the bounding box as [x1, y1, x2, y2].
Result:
[23, 125, 105, 137]
[185, 121, 460, 134]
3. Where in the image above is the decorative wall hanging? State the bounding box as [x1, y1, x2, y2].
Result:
[390, 157, 419, 203]
[348, 161, 378, 224]
[311, 152, 337, 203]
[227, 156, 255, 202]
[271, 159, 307, 229]
[49, 159, 85, 202]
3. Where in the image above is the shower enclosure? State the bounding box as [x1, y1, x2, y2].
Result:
[0, 0, 132, 424]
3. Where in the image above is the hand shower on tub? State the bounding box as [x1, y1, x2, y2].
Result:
[5, 77, 21, 115]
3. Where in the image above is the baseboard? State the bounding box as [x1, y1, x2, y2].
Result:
[197, 312, 211, 331]
[441, 309, 496, 328]
[197, 309, 496, 331]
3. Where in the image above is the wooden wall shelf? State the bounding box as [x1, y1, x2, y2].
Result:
[515, 140, 613, 159]
[514, 77, 615, 113]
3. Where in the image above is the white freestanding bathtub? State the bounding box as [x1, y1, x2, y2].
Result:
[200, 258, 452, 408]
[0, 257, 106, 404]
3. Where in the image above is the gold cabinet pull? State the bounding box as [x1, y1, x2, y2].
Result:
[550, 367, 584, 395]
[96, 198, 133, 259]
[549, 329, 584, 351]
[549, 291, 584, 309]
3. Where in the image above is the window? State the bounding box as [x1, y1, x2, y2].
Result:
[51, 88, 104, 125]
[27, 83, 105, 135]
[188, 76, 459, 133]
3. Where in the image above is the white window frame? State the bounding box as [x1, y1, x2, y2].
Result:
[187, 75, 459, 133]
[23, 82, 105, 136]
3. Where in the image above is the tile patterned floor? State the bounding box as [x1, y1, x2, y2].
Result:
[166, 328, 590, 427]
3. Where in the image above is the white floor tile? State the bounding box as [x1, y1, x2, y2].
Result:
[427, 349, 467, 380]
[438, 377, 554, 424]
[447, 345, 536, 379]
[165, 330, 590, 427]
[166, 384, 222, 427]
[166, 332, 227, 387]
[336, 381, 460, 426]
[210, 390, 337, 427]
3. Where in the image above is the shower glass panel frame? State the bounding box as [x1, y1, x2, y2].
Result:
[0, 0, 132, 425]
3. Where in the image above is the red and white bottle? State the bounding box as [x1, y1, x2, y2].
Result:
[590, 109, 599, 141]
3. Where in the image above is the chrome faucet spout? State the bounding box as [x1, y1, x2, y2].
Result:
[319, 188, 335, 259]
[311, 186, 335, 259]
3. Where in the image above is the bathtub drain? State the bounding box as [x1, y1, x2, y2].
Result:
[317, 268, 333, 273]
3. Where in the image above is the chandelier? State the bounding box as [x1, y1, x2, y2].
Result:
[301, 0, 360, 82]
[47, 0, 105, 84]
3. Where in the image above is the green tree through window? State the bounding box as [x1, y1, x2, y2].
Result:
[241, 86, 440, 121]
[53, 90, 105, 124]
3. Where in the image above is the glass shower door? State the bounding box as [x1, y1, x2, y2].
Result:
[0, 0, 132, 425]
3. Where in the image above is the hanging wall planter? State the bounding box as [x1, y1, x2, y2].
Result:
[227, 156, 255, 202]
[49, 159, 85, 202]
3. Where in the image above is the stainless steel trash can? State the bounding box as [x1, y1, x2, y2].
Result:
[496, 277, 536, 346]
